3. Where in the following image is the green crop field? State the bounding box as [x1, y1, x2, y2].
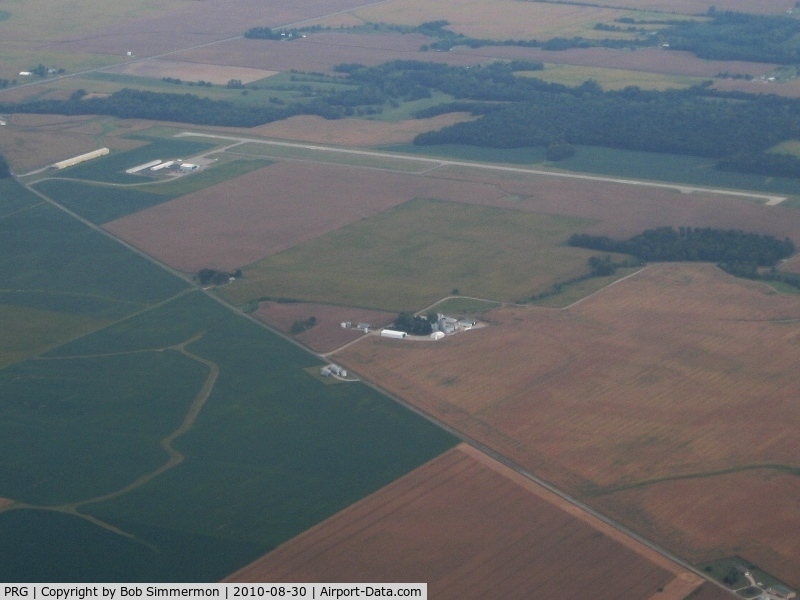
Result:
[220, 198, 599, 312]
[34, 159, 272, 224]
[0, 304, 105, 366]
[0, 178, 43, 217]
[33, 180, 174, 224]
[52, 138, 216, 184]
[0, 199, 186, 311]
[0, 291, 457, 581]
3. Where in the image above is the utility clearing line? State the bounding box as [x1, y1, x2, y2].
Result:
[177, 132, 788, 205]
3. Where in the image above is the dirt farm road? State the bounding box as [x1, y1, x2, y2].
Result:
[177, 132, 788, 205]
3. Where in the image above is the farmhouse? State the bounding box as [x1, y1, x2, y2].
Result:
[53, 147, 109, 170]
[357, 322, 371, 332]
[321, 364, 348, 377]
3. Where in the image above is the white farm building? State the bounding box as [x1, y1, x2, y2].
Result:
[53, 147, 109, 170]
[380, 329, 407, 339]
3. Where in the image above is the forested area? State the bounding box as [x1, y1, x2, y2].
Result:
[659, 10, 800, 64]
[568, 227, 796, 266]
[0, 153, 10, 178]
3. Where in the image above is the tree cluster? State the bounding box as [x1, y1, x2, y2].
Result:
[393, 312, 433, 335]
[568, 227, 795, 267]
[290, 316, 317, 335]
[196, 268, 242, 286]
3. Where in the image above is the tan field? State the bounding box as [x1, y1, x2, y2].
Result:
[335, 263, 800, 581]
[226, 444, 702, 599]
[545, 0, 796, 16]
[593, 471, 800, 589]
[0, 114, 149, 172]
[429, 167, 800, 240]
[254, 302, 395, 353]
[251, 113, 474, 146]
[314, 0, 630, 40]
[101, 59, 278, 86]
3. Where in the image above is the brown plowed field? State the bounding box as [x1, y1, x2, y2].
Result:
[593, 471, 800, 589]
[713, 78, 800, 98]
[349, 0, 628, 40]
[431, 168, 800, 241]
[458, 46, 773, 78]
[46, 0, 387, 55]
[336, 263, 800, 514]
[225, 444, 683, 599]
[101, 59, 278, 86]
[254, 302, 395, 353]
[251, 113, 474, 146]
[542, 0, 795, 15]
[0, 115, 143, 172]
[780, 254, 800, 274]
[104, 160, 506, 272]
[170, 33, 484, 74]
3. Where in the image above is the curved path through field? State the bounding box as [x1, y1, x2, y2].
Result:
[0, 331, 220, 548]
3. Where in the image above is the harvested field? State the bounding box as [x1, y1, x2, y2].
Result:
[253, 302, 395, 353]
[226, 444, 686, 599]
[169, 33, 484, 74]
[336, 263, 800, 493]
[334, 0, 629, 40]
[101, 59, 277, 86]
[250, 113, 473, 147]
[0, 115, 145, 172]
[528, 64, 701, 91]
[429, 167, 800, 241]
[104, 161, 507, 273]
[42, 0, 388, 55]
[459, 46, 774, 78]
[335, 263, 800, 582]
[593, 471, 800, 589]
[536, 0, 796, 16]
[780, 254, 800, 274]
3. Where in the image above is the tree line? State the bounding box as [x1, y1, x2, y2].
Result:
[568, 227, 795, 266]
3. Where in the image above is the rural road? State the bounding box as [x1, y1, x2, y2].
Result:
[177, 131, 789, 205]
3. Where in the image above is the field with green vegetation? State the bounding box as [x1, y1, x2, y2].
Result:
[0, 177, 42, 216]
[34, 158, 272, 224]
[0, 290, 456, 581]
[0, 177, 188, 368]
[220, 199, 599, 312]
